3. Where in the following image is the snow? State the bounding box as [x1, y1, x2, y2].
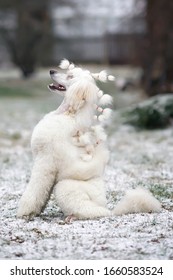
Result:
[0, 91, 173, 260]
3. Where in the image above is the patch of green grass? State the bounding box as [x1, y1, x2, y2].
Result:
[0, 78, 49, 98]
[11, 132, 22, 140]
[149, 184, 173, 199]
[121, 95, 173, 129]
[0, 86, 33, 97]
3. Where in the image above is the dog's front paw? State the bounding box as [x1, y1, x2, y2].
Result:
[17, 208, 38, 219]
[17, 197, 41, 218]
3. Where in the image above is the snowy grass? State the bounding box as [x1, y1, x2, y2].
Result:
[0, 71, 173, 260]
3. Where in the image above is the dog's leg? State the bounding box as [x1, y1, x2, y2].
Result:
[72, 200, 111, 220]
[17, 156, 57, 218]
[54, 179, 111, 220]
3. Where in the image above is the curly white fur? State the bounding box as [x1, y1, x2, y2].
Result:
[17, 60, 161, 220]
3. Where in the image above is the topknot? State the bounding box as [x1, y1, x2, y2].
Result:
[58, 58, 114, 123]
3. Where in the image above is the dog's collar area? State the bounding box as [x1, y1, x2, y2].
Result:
[49, 83, 66, 91]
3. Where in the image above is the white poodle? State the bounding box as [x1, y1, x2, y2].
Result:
[17, 59, 161, 220]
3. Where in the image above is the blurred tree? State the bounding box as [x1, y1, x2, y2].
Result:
[0, 0, 53, 78]
[143, 0, 173, 95]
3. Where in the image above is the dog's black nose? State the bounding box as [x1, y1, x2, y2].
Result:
[50, 69, 56, 75]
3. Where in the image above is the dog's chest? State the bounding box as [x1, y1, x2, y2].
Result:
[31, 113, 77, 151]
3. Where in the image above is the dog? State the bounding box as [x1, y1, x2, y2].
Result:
[17, 59, 161, 220]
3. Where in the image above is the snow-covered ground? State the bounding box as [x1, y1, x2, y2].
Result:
[0, 90, 173, 260]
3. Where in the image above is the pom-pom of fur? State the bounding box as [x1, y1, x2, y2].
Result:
[98, 115, 106, 122]
[92, 73, 99, 80]
[69, 63, 75, 70]
[92, 72, 115, 83]
[92, 125, 107, 142]
[108, 75, 115, 81]
[98, 70, 107, 82]
[97, 90, 103, 98]
[102, 108, 112, 119]
[98, 108, 112, 122]
[59, 59, 70, 69]
[78, 132, 91, 146]
[99, 94, 113, 106]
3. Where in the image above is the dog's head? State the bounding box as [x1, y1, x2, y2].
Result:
[48, 66, 98, 111]
[48, 59, 115, 122]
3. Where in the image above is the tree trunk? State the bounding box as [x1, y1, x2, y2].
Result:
[143, 0, 173, 95]
[1, 0, 53, 78]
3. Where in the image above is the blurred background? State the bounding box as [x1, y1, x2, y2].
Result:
[1, 0, 173, 93]
[0, 0, 173, 127]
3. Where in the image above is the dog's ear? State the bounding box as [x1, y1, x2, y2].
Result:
[66, 79, 98, 112]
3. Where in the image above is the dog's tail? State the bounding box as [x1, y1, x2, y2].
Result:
[113, 187, 161, 216]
